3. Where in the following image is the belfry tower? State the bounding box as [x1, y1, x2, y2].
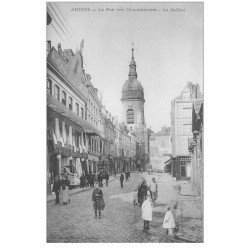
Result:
[121, 44, 146, 133]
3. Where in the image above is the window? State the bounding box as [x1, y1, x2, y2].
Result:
[126, 109, 134, 124]
[69, 97, 73, 111]
[47, 78, 52, 95]
[76, 103, 79, 115]
[62, 91, 66, 106]
[54, 85, 60, 100]
[81, 107, 84, 119]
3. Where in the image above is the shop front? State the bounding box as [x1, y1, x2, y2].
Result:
[88, 154, 99, 175]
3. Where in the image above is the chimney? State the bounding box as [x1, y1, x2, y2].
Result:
[47, 40, 51, 54]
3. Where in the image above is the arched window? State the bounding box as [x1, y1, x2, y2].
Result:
[68, 97, 73, 110]
[76, 103, 79, 115]
[127, 108, 134, 124]
[47, 78, 52, 95]
[81, 107, 84, 119]
[62, 91, 66, 106]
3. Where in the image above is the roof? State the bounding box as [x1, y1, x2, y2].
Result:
[122, 78, 143, 91]
[121, 78, 145, 101]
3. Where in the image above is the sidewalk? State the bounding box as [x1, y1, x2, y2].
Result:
[47, 175, 118, 203]
[142, 173, 203, 242]
[174, 180, 203, 242]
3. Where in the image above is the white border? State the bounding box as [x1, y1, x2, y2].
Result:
[1, 0, 250, 249]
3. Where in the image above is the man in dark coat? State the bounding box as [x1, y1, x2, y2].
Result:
[92, 187, 105, 219]
[105, 172, 109, 187]
[80, 174, 85, 188]
[90, 174, 95, 187]
[52, 176, 61, 204]
[86, 173, 90, 187]
[97, 172, 103, 187]
[120, 173, 124, 188]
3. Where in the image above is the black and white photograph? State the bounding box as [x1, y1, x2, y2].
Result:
[46, 1, 203, 243]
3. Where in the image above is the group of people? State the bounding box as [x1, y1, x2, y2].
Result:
[141, 194, 176, 235]
[134, 177, 176, 235]
[80, 171, 112, 189]
[80, 172, 95, 188]
[97, 172, 110, 187]
[133, 177, 158, 207]
[52, 175, 71, 205]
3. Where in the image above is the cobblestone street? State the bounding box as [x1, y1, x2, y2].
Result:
[47, 172, 180, 243]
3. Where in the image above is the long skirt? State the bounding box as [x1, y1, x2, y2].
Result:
[61, 186, 70, 204]
[138, 190, 147, 205]
[93, 197, 105, 211]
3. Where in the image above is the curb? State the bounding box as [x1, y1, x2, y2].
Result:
[47, 176, 119, 203]
[174, 234, 198, 243]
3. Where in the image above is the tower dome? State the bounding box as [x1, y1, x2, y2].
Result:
[121, 46, 145, 102]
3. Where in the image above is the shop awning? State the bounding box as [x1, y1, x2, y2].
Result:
[164, 158, 172, 165]
[47, 94, 101, 137]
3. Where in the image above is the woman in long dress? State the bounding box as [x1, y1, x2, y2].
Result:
[61, 175, 70, 205]
[137, 178, 148, 207]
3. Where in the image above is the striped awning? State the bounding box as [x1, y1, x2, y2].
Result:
[47, 94, 101, 137]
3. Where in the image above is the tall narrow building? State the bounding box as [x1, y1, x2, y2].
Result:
[121, 45, 150, 168]
[121, 46, 145, 131]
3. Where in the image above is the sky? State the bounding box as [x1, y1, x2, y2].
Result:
[47, 2, 203, 132]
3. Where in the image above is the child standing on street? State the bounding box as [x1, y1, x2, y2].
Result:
[141, 194, 153, 230]
[163, 206, 176, 235]
[133, 189, 138, 205]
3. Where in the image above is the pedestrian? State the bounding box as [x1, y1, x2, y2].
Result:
[90, 174, 95, 187]
[92, 187, 105, 219]
[133, 188, 138, 205]
[83, 174, 87, 188]
[80, 174, 84, 188]
[86, 172, 90, 187]
[128, 171, 131, 178]
[137, 178, 149, 207]
[114, 170, 116, 178]
[141, 194, 153, 230]
[125, 171, 129, 182]
[120, 173, 124, 188]
[105, 172, 109, 187]
[163, 206, 176, 235]
[60, 175, 70, 205]
[97, 172, 103, 187]
[52, 176, 61, 205]
[149, 177, 158, 205]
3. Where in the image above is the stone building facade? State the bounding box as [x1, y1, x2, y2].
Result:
[189, 102, 203, 206]
[171, 82, 203, 180]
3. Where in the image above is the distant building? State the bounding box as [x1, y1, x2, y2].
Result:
[171, 82, 203, 180]
[149, 126, 172, 170]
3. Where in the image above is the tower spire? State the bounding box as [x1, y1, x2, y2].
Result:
[129, 43, 137, 78]
[131, 43, 134, 59]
